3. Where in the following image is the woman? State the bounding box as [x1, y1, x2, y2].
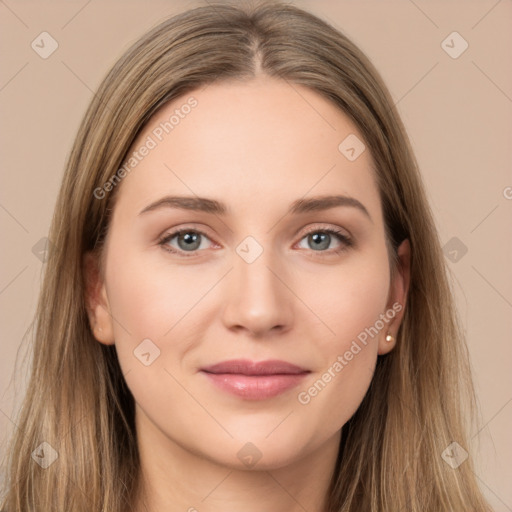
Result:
[0, 1, 493, 511]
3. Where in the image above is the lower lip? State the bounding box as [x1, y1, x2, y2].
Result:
[201, 371, 309, 400]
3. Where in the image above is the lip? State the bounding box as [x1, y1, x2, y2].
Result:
[200, 359, 310, 400]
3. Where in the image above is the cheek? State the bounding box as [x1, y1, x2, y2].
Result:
[103, 238, 226, 381]
[309, 248, 391, 347]
[296, 346, 376, 441]
[296, 252, 390, 429]
[106, 242, 213, 336]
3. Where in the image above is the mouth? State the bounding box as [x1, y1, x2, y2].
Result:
[200, 359, 311, 400]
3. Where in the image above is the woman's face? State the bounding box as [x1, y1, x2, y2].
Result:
[86, 76, 409, 470]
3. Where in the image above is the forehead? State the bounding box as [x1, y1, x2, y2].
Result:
[111, 76, 382, 224]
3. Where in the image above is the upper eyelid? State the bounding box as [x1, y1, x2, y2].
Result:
[161, 222, 350, 237]
[300, 224, 351, 238]
[159, 223, 352, 248]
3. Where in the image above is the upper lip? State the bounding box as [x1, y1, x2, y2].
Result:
[200, 359, 310, 376]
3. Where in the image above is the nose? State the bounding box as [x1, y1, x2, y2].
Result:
[221, 246, 294, 337]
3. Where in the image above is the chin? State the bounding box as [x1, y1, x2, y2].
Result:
[203, 432, 313, 471]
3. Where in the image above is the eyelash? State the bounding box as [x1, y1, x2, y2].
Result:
[157, 225, 353, 258]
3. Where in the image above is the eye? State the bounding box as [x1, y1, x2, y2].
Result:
[296, 226, 353, 255]
[158, 228, 215, 257]
[158, 225, 353, 258]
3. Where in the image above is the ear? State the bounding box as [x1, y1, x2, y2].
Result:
[378, 238, 411, 355]
[83, 250, 115, 345]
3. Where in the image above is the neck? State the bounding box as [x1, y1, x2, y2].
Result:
[133, 409, 340, 512]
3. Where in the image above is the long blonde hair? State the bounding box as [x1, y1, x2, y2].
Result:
[1, 2, 492, 510]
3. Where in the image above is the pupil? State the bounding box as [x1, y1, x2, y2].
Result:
[311, 232, 329, 250]
[180, 232, 200, 250]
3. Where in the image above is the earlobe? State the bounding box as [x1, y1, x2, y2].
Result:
[378, 238, 411, 355]
[82, 251, 115, 345]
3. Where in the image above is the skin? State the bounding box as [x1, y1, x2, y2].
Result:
[84, 75, 410, 512]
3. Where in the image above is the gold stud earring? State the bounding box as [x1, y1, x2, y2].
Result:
[385, 333, 394, 343]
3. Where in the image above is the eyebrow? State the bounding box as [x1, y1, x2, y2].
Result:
[138, 194, 372, 221]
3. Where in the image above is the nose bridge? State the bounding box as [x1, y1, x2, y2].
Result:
[222, 236, 293, 334]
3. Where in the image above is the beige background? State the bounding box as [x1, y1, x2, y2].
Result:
[1, 0, 511, 508]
